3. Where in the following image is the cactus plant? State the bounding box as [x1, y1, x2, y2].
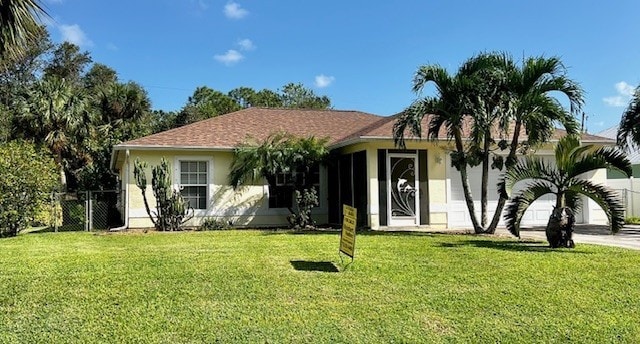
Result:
[133, 157, 193, 231]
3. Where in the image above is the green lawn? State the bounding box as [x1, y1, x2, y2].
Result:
[1, 230, 639, 343]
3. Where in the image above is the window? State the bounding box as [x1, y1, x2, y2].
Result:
[179, 161, 208, 209]
[269, 165, 320, 208]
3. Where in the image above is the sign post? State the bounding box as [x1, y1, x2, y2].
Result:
[339, 204, 357, 265]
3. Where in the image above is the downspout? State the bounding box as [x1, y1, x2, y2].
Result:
[110, 149, 130, 231]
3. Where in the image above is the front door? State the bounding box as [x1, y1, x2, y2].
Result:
[387, 153, 419, 226]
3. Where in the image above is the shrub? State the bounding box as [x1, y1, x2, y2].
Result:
[199, 217, 232, 231]
[0, 141, 59, 237]
[287, 187, 319, 230]
[625, 217, 640, 225]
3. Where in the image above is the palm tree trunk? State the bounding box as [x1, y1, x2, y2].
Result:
[453, 130, 482, 233]
[546, 195, 575, 248]
[480, 135, 490, 228]
[487, 121, 523, 233]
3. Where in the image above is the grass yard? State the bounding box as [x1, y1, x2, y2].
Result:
[1, 230, 639, 343]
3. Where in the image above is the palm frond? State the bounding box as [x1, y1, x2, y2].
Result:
[503, 181, 556, 237]
[617, 86, 640, 150]
[567, 146, 632, 179]
[568, 180, 626, 233]
[499, 157, 559, 198]
[412, 65, 451, 94]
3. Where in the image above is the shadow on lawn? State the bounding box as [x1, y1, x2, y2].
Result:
[439, 240, 589, 254]
[290, 260, 340, 272]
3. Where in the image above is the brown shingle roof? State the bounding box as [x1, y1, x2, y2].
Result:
[117, 107, 384, 149]
[348, 113, 614, 144]
[116, 108, 614, 151]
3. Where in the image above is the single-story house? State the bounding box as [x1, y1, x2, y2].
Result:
[110, 107, 615, 230]
[598, 126, 640, 218]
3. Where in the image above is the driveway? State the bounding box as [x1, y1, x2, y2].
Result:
[517, 224, 640, 250]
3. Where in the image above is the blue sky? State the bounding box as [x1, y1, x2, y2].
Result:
[42, 0, 640, 133]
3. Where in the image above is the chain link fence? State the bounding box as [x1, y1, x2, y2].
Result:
[43, 190, 124, 232]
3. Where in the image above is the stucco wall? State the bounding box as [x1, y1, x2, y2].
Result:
[338, 139, 449, 229]
[120, 149, 328, 229]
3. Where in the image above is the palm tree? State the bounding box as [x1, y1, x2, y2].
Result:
[16, 77, 90, 190]
[393, 53, 583, 234]
[617, 85, 640, 150]
[485, 55, 583, 231]
[499, 135, 631, 248]
[0, 0, 48, 59]
[393, 54, 497, 232]
[229, 133, 328, 228]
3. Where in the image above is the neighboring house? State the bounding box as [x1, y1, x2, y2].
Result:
[597, 126, 640, 218]
[111, 107, 614, 230]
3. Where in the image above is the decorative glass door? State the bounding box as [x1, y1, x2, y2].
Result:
[387, 153, 419, 226]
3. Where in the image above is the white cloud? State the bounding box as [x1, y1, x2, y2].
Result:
[615, 81, 635, 97]
[314, 74, 335, 88]
[224, 2, 248, 19]
[59, 24, 93, 47]
[214, 49, 244, 65]
[604, 81, 636, 107]
[237, 38, 255, 51]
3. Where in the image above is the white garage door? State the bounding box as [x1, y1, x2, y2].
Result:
[447, 156, 583, 228]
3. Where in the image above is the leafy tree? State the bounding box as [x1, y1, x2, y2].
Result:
[499, 135, 631, 248]
[253, 88, 283, 107]
[228, 86, 257, 108]
[175, 86, 240, 126]
[0, 0, 48, 60]
[229, 133, 329, 229]
[0, 140, 59, 237]
[44, 42, 92, 85]
[83, 63, 118, 92]
[617, 85, 640, 150]
[149, 110, 178, 133]
[393, 52, 582, 234]
[133, 157, 194, 231]
[280, 82, 331, 109]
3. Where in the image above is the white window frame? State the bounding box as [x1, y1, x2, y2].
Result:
[174, 156, 214, 215]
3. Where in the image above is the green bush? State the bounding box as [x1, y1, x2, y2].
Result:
[199, 217, 232, 231]
[0, 141, 59, 237]
[625, 216, 640, 225]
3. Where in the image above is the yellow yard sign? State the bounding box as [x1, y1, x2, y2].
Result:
[340, 204, 357, 258]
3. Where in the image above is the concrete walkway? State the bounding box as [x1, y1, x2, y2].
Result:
[380, 224, 640, 250]
[516, 224, 640, 250]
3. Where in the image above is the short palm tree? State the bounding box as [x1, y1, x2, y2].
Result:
[0, 0, 48, 59]
[499, 135, 631, 248]
[617, 85, 640, 149]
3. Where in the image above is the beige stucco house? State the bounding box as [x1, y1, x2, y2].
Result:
[110, 108, 614, 230]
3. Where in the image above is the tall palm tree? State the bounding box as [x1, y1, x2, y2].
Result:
[617, 85, 640, 150]
[499, 135, 631, 248]
[393, 53, 583, 234]
[0, 0, 48, 59]
[16, 77, 90, 189]
[393, 54, 498, 232]
[485, 55, 583, 231]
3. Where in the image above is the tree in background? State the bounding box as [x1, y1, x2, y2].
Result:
[393, 52, 582, 234]
[280, 82, 331, 109]
[617, 85, 640, 150]
[15, 77, 91, 190]
[175, 86, 240, 126]
[0, 141, 59, 237]
[0, 0, 47, 60]
[499, 135, 630, 248]
[43, 42, 92, 86]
